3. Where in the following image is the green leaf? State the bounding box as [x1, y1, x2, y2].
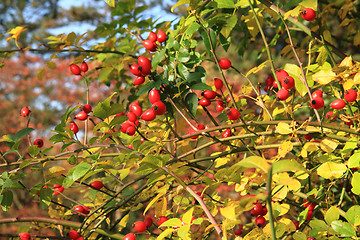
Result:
[1, 191, 12, 211]
[178, 48, 190, 63]
[215, 0, 234, 8]
[189, 83, 212, 91]
[159, 218, 182, 227]
[221, 15, 238, 38]
[293, 232, 307, 240]
[178, 224, 191, 238]
[67, 155, 77, 165]
[331, 220, 356, 237]
[157, 228, 175, 240]
[200, 29, 211, 57]
[61, 106, 79, 125]
[135, 163, 157, 175]
[185, 22, 200, 35]
[345, 205, 360, 226]
[152, 48, 166, 69]
[348, 151, 360, 168]
[14, 128, 34, 141]
[325, 206, 339, 225]
[184, 92, 198, 116]
[28, 145, 40, 158]
[317, 162, 347, 179]
[93, 93, 116, 119]
[39, 188, 52, 209]
[63, 162, 92, 188]
[342, 137, 358, 154]
[171, 0, 189, 12]
[272, 159, 306, 174]
[237, 156, 269, 172]
[49, 133, 68, 143]
[141, 155, 164, 168]
[351, 172, 360, 194]
[309, 219, 329, 232]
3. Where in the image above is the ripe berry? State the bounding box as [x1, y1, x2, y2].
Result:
[265, 75, 275, 86]
[76, 237, 84, 240]
[54, 186, 64, 195]
[251, 203, 264, 216]
[264, 85, 270, 92]
[80, 62, 88, 72]
[144, 217, 153, 228]
[202, 90, 217, 99]
[19, 232, 31, 240]
[141, 109, 156, 121]
[189, 124, 206, 139]
[127, 111, 138, 123]
[326, 111, 337, 121]
[126, 125, 136, 136]
[74, 205, 86, 215]
[70, 64, 81, 75]
[344, 89, 357, 102]
[281, 76, 295, 90]
[20, 107, 30, 117]
[312, 90, 323, 99]
[152, 101, 167, 115]
[219, 58, 232, 70]
[90, 181, 104, 190]
[123, 233, 136, 240]
[68, 230, 80, 240]
[255, 216, 266, 227]
[129, 104, 143, 117]
[157, 30, 167, 43]
[133, 221, 147, 233]
[70, 122, 79, 134]
[199, 98, 211, 107]
[234, 225, 243, 236]
[148, 89, 161, 104]
[120, 121, 132, 133]
[143, 40, 156, 51]
[133, 76, 145, 85]
[330, 99, 346, 109]
[276, 88, 290, 101]
[292, 220, 300, 230]
[214, 78, 223, 90]
[34, 139, 44, 148]
[276, 69, 289, 81]
[273, 80, 278, 88]
[304, 135, 313, 140]
[157, 216, 168, 226]
[130, 64, 142, 76]
[260, 206, 268, 216]
[305, 210, 313, 221]
[216, 104, 224, 112]
[138, 56, 152, 75]
[148, 31, 157, 42]
[226, 108, 240, 120]
[311, 97, 324, 109]
[83, 104, 92, 114]
[75, 110, 88, 121]
[305, 202, 316, 211]
[301, 8, 316, 21]
[221, 129, 232, 138]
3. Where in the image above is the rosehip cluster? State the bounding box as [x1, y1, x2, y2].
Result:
[53, 184, 64, 195]
[233, 224, 244, 236]
[122, 217, 154, 240]
[70, 62, 88, 75]
[274, 69, 294, 101]
[130, 56, 152, 85]
[73, 205, 90, 216]
[251, 202, 267, 227]
[74, 104, 92, 121]
[142, 30, 166, 52]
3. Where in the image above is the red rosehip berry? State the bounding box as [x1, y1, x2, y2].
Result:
[133, 221, 147, 233]
[80, 62, 88, 72]
[19, 232, 31, 240]
[148, 89, 161, 104]
[251, 203, 264, 216]
[76, 237, 84, 240]
[276, 88, 289, 101]
[90, 181, 104, 190]
[130, 64, 142, 76]
[54, 186, 64, 195]
[157, 30, 166, 43]
[70, 121, 79, 134]
[75, 110, 88, 121]
[226, 108, 240, 120]
[129, 103, 143, 117]
[330, 99, 346, 109]
[281, 76, 295, 90]
[74, 205, 85, 215]
[312, 90, 323, 99]
[189, 124, 206, 139]
[265, 75, 275, 86]
[216, 104, 224, 112]
[292, 220, 300, 230]
[234, 224, 244, 236]
[34, 138, 44, 148]
[138, 56, 152, 76]
[83, 104, 92, 114]
[152, 101, 167, 115]
[311, 97, 324, 109]
[221, 129, 232, 138]
[141, 109, 156, 121]
[305, 210, 313, 221]
[70, 64, 81, 75]
[157, 216, 168, 226]
[255, 216, 266, 227]
[148, 31, 157, 42]
[202, 90, 217, 99]
[144, 217, 153, 228]
[133, 75, 145, 85]
[276, 69, 289, 81]
[126, 125, 136, 136]
[199, 98, 211, 107]
[344, 89, 357, 102]
[68, 230, 80, 240]
[214, 78, 223, 90]
[301, 8, 316, 21]
[219, 58, 232, 70]
[123, 233, 136, 240]
[127, 111, 138, 123]
[326, 111, 337, 121]
[20, 107, 31, 117]
[304, 135, 313, 140]
[143, 40, 156, 51]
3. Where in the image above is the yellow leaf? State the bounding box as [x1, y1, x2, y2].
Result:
[241, 9, 263, 38]
[47, 166, 65, 176]
[312, 70, 336, 85]
[244, 227, 264, 240]
[276, 122, 292, 135]
[157, 228, 175, 240]
[343, 78, 354, 90]
[246, 60, 271, 77]
[6, 26, 28, 48]
[317, 162, 347, 179]
[320, 138, 339, 153]
[284, 6, 301, 19]
[220, 203, 236, 220]
[272, 185, 288, 201]
[278, 141, 293, 159]
[339, 56, 354, 67]
[215, 156, 230, 168]
[237, 156, 270, 172]
[354, 72, 360, 84]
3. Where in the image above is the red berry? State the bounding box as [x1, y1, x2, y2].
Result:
[54, 186, 64, 195]
[75, 110, 88, 121]
[311, 97, 324, 109]
[90, 181, 104, 190]
[219, 58, 232, 70]
[265, 75, 275, 86]
[292, 220, 300, 230]
[157, 30, 166, 43]
[214, 78, 223, 90]
[273, 80, 278, 88]
[276, 69, 289, 81]
[199, 98, 211, 107]
[34, 138, 44, 148]
[116, 112, 125, 117]
[141, 109, 156, 121]
[76, 238, 84, 240]
[70, 122, 79, 134]
[301, 8, 316, 21]
[260, 206, 268, 216]
[19, 232, 31, 240]
[20, 107, 30, 117]
[129, 104, 143, 117]
[312, 90, 323, 99]
[130, 64, 142, 76]
[304, 135, 313, 140]
[74, 205, 85, 215]
[70, 64, 81, 75]
[152, 101, 167, 115]
[83, 206, 90, 215]
[221, 129, 232, 138]
[83, 104, 92, 114]
[255, 216, 266, 227]
[251, 203, 263, 216]
[157, 216, 168, 226]
[144, 217, 153, 228]
[216, 104, 224, 112]
[133, 76, 145, 85]
[234, 225, 243, 236]
[305, 210, 313, 221]
[143, 40, 156, 51]
[126, 126, 136, 136]
[326, 111, 337, 121]
[149, 89, 161, 104]
[189, 124, 206, 139]
[81, 62, 88, 72]
[148, 31, 157, 42]
[123, 233, 136, 240]
[120, 121, 132, 133]
[133, 221, 147, 233]
[305, 202, 316, 211]
[276, 88, 289, 101]
[203, 90, 217, 99]
[281, 76, 295, 90]
[264, 85, 270, 92]
[330, 99, 346, 109]
[68, 230, 80, 240]
[344, 89, 357, 102]
[127, 111, 138, 123]
[138, 56, 152, 75]
[226, 108, 240, 121]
